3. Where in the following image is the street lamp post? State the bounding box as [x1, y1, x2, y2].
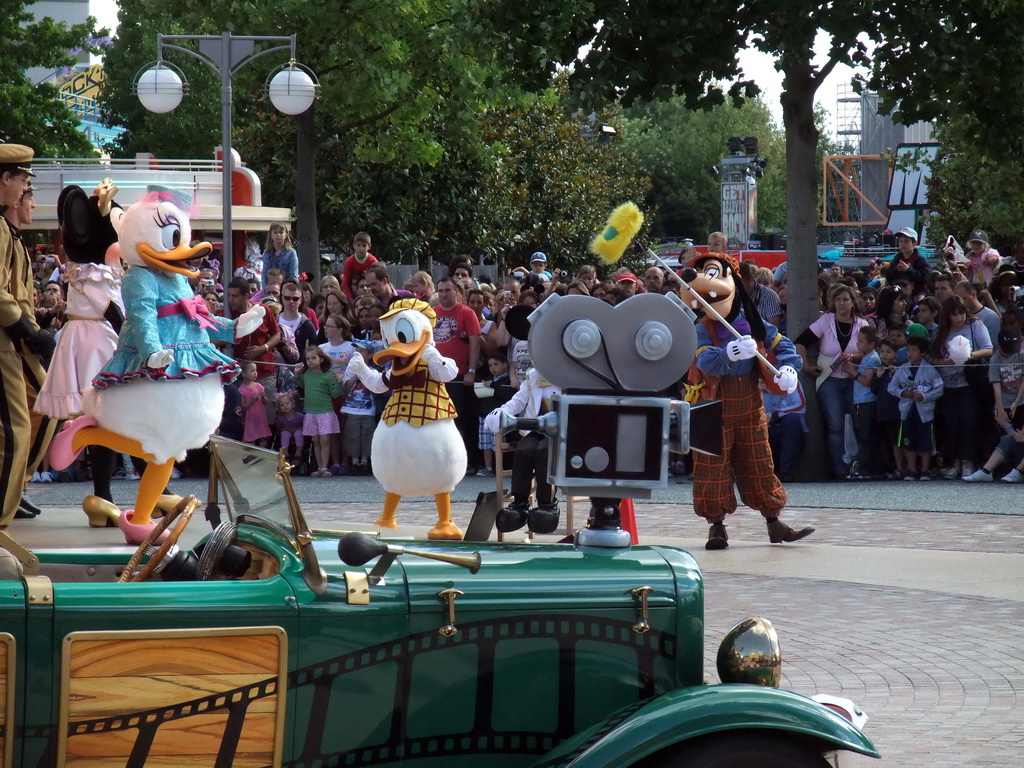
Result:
[135, 32, 317, 298]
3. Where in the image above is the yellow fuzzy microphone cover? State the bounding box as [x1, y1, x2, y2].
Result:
[590, 202, 644, 264]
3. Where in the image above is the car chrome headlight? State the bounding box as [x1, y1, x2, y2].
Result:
[716, 617, 781, 687]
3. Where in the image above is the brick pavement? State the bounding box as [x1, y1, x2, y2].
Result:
[306, 499, 1024, 555]
[700, 573, 1024, 768]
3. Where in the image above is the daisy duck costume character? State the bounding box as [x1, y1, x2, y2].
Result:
[51, 186, 265, 544]
[680, 251, 814, 550]
[345, 298, 466, 540]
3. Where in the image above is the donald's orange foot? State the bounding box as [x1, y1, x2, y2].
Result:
[427, 520, 463, 540]
[118, 509, 169, 545]
[374, 515, 399, 530]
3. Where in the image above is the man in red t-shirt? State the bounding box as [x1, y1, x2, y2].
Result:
[433, 277, 482, 468]
[227, 277, 281, 422]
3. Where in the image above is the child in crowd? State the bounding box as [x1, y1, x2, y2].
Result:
[476, 353, 511, 477]
[239, 360, 272, 448]
[887, 322, 909, 363]
[965, 328, 1024, 482]
[888, 335, 944, 480]
[914, 296, 941, 339]
[294, 345, 344, 477]
[845, 325, 881, 478]
[274, 390, 305, 465]
[762, 380, 808, 483]
[873, 338, 905, 478]
[340, 341, 378, 475]
[341, 232, 377, 299]
[319, 313, 356, 374]
[859, 286, 877, 319]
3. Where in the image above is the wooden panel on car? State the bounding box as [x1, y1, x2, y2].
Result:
[59, 627, 286, 768]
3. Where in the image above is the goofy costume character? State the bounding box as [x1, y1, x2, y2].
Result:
[681, 252, 814, 550]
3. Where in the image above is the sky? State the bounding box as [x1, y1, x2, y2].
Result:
[90, 1, 860, 138]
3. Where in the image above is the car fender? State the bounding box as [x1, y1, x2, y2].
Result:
[530, 684, 879, 768]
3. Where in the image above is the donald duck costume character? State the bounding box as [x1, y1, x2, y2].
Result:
[51, 187, 265, 543]
[346, 298, 466, 539]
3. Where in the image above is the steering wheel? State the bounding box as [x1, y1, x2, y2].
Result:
[117, 496, 201, 583]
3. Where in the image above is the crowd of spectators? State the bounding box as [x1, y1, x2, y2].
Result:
[786, 227, 1024, 481]
[26, 222, 1024, 486]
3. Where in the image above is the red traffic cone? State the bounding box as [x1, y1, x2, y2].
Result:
[620, 498, 639, 545]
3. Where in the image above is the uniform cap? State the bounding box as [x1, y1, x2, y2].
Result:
[0, 143, 36, 176]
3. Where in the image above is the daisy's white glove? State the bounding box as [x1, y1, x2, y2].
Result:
[147, 349, 174, 369]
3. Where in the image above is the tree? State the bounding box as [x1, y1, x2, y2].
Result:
[472, 84, 650, 274]
[864, 1, 1024, 254]
[0, 1, 106, 157]
[99, 0, 504, 278]
[918, 122, 1023, 253]
[621, 96, 787, 242]
[98, 0, 221, 160]
[289, 80, 648, 274]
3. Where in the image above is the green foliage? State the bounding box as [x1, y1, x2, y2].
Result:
[310, 82, 648, 273]
[921, 122, 1024, 252]
[0, 0, 105, 157]
[473, 86, 650, 274]
[97, 3, 646, 273]
[866, 0, 1024, 159]
[866, 0, 1024, 254]
[621, 97, 786, 241]
[98, 0, 221, 159]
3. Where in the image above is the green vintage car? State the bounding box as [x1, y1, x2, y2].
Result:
[0, 437, 877, 768]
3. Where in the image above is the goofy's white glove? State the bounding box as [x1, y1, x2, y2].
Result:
[726, 335, 758, 361]
[773, 365, 799, 395]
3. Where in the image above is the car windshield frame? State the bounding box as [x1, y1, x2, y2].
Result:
[207, 436, 326, 594]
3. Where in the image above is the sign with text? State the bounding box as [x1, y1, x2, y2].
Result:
[721, 180, 758, 249]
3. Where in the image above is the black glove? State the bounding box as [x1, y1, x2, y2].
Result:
[4, 313, 56, 357]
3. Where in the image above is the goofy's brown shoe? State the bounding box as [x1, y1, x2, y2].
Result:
[705, 521, 729, 550]
[766, 518, 815, 544]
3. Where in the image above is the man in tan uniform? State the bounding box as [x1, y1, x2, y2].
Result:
[0, 144, 57, 527]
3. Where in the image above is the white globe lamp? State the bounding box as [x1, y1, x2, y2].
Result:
[136, 65, 184, 113]
[267, 64, 317, 115]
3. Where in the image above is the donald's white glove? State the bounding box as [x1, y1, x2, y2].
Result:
[346, 352, 368, 380]
[726, 335, 758, 361]
[773, 365, 799, 395]
[147, 349, 174, 369]
[420, 344, 442, 365]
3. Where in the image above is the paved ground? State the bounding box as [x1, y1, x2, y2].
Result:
[14, 474, 1024, 767]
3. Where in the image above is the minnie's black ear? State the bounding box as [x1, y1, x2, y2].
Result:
[57, 184, 118, 264]
[505, 304, 535, 342]
[58, 186, 94, 250]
